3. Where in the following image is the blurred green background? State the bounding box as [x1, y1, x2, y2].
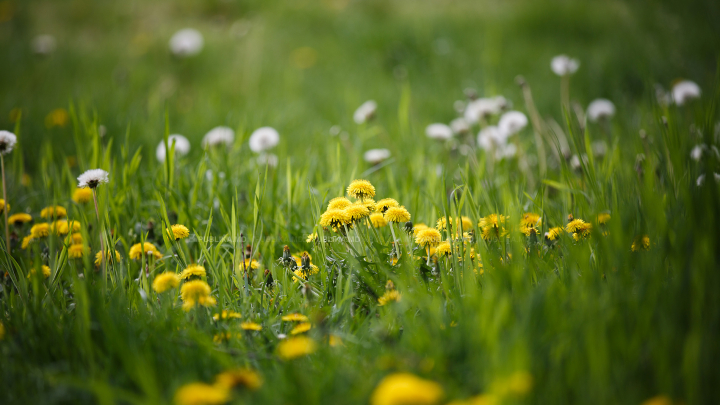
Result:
[0, 0, 718, 166]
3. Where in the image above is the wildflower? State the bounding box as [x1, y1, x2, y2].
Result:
[566, 219, 592, 240]
[631, 235, 651, 251]
[497, 111, 528, 135]
[21, 235, 34, 249]
[384, 206, 411, 223]
[213, 310, 242, 320]
[370, 373, 444, 405]
[479, 214, 508, 241]
[347, 179, 375, 200]
[464, 97, 506, 123]
[180, 264, 206, 280]
[353, 100, 377, 124]
[180, 280, 216, 310]
[0, 200, 8, 215]
[328, 197, 352, 210]
[169, 28, 204, 57]
[215, 369, 263, 390]
[277, 336, 317, 360]
[95, 250, 121, 266]
[32, 34, 57, 55]
[152, 272, 180, 293]
[249, 127, 280, 153]
[375, 198, 399, 213]
[27, 265, 51, 279]
[72, 187, 92, 203]
[416, 228, 442, 248]
[597, 213, 611, 225]
[520, 213, 541, 228]
[290, 322, 312, 335]
[282, 313, 309, 322]
[40, 205, 66, 219]
[256, 153, 278, 167]
[52, 220, 81, 235]
[690, 144, 704, 161]
[378, 289, 401, 306]
[68, 244, 87, 259]
[477, 126, 508, 151]
[239, 259, 259, 274]
[329, 334, 343, 347]
[168, 224, 190, 240]
[202, 126, 235, 148]
[319, 209, 350, 228]
[156, 134, 191, 162]
[425, 123, 453, 140]
[30, 223, 50, 238]
[174, 383, 228, 405]
[344, 204, 370, 223]
[370, 213, 387, 228]
[436, 241, 452, 257]
[240, 322, 262, 331]
[587, 99, 616, 121]
[413, 223, 429, 235]
[77, 169, 109, 189]
[67, 232, 83, 244]
[672, 80, 701, 105]
[450, 117, 470, 134]
[129, 242, 163, 260]
[364, 148, 391, 164]
[8, 213, 32, 226]
[544, 227, 564, 241]
[0, 130, 17, 155]
[551, 55, 580, 76]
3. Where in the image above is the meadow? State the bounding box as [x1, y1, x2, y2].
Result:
[1, 0, 720, 404]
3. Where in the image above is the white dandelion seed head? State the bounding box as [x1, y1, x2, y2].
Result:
[169, 28, 204, 57]
[156, 134, 191, 162]
[77, 169, 109, 188]
[202, 126, 235, 148]
[477, 126, 508, 151]
[587, 99, 616, 122]
[32, 35, 56, 55]
[551, 55, 580, 76]
[450, 117, 470, 134]
[425, 123, 453, 140]
[363, 148, 391, 164]
[248, 127, 280, 153]
[570, 154, 588, 170]
[495, 143, 517, 160]
[498, 111, 528, 136]
[256, 153, 279, 168]
[463, 97, 506, 124]
[0, 130, 17, 155]
[690, 144, 704, 161]
[672, 80, 701, 106]
[353, 100, 377, 124]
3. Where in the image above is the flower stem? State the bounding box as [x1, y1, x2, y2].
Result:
[1, 155, 8, 255]
[92, 188, 106, 283]
[389, 222, 400, 260]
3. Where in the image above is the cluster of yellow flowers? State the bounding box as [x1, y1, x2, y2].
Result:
[174, 368, 262, 405]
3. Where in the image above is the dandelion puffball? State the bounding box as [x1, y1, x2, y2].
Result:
[202, 126, 235, 148]
[551, 55, 580, 76]
[690, 144, 704, 161]
[364, 148, 391, 164]
[497, 111, 528, 136]
[450, 118, 469, 134]
[257, 153, 279, 167]
[248, 127, 280, 153]
[425, 123, 453, 140]
[32, 35, 56, 55]
[672, 80, 701, 106]
[156, 135, 191, 162]
[463, 96, 506, 124]
[77, 169, 109, 189]
[477, 126, 507, 151]
[169, 28, 204, 57]
[0, 130, 17, 155]
[353, 100, 377, 124]
[587, 99, 616, 122]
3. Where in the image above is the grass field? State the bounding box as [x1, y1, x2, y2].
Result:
[1, 0, 720, 404]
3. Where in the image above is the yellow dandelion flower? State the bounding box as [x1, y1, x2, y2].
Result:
[597, 212, 611, 225]
[168, 224, 190, 240]
[180, 280, 214, 310]
[8, 213, 32, 226]
[329, 334, 343, 347]
[384, 206, 411, 223]
[370, 213, 387, 228]
[344, 204, 370, 222]
[240, 322, 263, 331]
[40, 205, 66, 219]
[27, 265, 52, 279]
[215, 369, 263, 391]
[277, 336, 317, 360]
[306, 232, 317, 243]
[566, 219, 592, 240]
[415, 228, 442, 248]
[370, 373, 444, 405]
[631, 235, 651, 252]
[239, 259, 259, 274]
[45, 108, 69, 128]
[378, 290, 401, 306]
[174, 383, 229, 405]
[480, 214, 508, 241]
[436, 241, 452, 257]
[290, 322, 312, 335]
[347, 179, 375, 200]
[67, 232, 83, 244]
[544, 227, 564, 241]
[72, 187, 92, 204]
[21, 235, 34, 249]
[360, 198, 377, 212]
[0, 199, 8, 214]
[413, 223, 429, 235]
[292, 264, 319, 283]
[152, 272, 180, 293]
[375, 198, 399, 213]
[129, 242, 162, 260]
[520, 213, 541, 228]
[94, 250, 121, 266]
[180, 264, 206, 280]
[282, 313, 309, 322]
[30, 223, 50, 238]
[319, 208, 350, 228]
[51, 220, 81, 235]
[68, 244, 87, 259]
[213, 310, 242, 320]
[328, 197, 352, 210]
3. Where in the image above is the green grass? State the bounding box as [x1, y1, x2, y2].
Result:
[1, 0, 720, 404]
